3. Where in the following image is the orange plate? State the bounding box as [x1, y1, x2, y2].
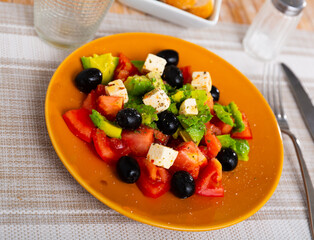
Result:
[45, 33, 283, 231]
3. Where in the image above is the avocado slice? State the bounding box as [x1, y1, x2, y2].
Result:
[131, 60, 145, 72]
[217, 134, 249, 161]
[124, 75, 154, 96]
[146, 71, 166, 92]
[81, 53, 119, 85]
[185, 126, 204, 144]
[171, 90, 185, 103]
[90, 110, 122, 139]
[172, 127, 181, 139]
[81, 57, 91, 69]
[179, 129, 201, 145]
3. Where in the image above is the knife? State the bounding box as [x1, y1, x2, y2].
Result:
[281, 63, 314, 141]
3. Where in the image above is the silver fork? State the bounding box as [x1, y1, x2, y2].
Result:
[264, 62, 314, 238]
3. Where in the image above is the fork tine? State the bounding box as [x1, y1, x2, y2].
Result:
[277, 68, 285, 119]
[272, 63, 279, 118]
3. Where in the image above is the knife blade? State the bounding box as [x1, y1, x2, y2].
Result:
[281, 63, 314, 141]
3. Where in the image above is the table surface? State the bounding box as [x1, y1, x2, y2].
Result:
[1, 0, 314, 31]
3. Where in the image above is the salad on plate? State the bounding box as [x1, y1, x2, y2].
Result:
[62, 49, 252, 199]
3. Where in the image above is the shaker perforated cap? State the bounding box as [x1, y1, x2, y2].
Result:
[272, 0, 306, 16]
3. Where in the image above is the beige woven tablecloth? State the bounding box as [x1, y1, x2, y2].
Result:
[1, 2, 314, 239]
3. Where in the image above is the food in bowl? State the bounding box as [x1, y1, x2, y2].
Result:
[162, 0, 214, 19]
[62, 49, 252, 199]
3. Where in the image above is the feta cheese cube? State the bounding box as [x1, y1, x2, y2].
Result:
[147, 143, 178, 169]
[191, 71, 212, 93]
[105, 79, 129, 103]
[142, 54, 167, 76]
[179, 98, 198, 115]
[143, 88, 170, 113]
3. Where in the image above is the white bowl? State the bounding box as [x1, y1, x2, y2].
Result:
[118, 0, 222, 28]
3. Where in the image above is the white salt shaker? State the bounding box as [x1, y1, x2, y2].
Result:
[243, 0, 306, 61]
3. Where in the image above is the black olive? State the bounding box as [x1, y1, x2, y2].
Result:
[156, 111, 179, 135]
[157, 49, 179, 66]
[162, 65, 183, 88]
[117, 156, 140, 183]
[116, 108, 142, 130]
[210, 85, 220, 101]
[216, 147, 238, 171]
[74, 68, 102, 93]
[171, 171, 195, 199]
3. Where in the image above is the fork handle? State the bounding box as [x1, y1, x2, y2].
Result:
[282, 129, 314, 237]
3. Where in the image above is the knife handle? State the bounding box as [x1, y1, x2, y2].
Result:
[282, 129, 314, 238]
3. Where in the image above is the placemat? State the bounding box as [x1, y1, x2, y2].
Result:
[1, 2, 314, 239]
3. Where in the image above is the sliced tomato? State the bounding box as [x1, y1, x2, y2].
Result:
[205, 93, 214, 113]
[92, 129, 120, 164]
[195, 158, 224, 197]
[204, 124, 222, 159]
[63, 108, 95, 143]
[198, 145, 209, 159]
[109, 138, 131, 157]
[166, 137, 184, 149]
[95, 84, 107, 96]
[180, 66, 192, 84]
[122, 126, 154, 157]
[136, 157, 171, 198]
[196, 146, 208, 169]
[211, 116, 233, 135]
[97, 95, 123, 120]
[171, 141, 206, 179]
[231, 113, 253, 139]
[114, 53, 140, 81]
[82, 90, 97, 112]
[82, 85, 108, 112]
[153, 129, 170, 145]
[205, 121, 221, 135]
[140, 157, 170, 183]
[199, 145, 218, 163]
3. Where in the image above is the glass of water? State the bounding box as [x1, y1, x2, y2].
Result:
[34, 0, 114, 49]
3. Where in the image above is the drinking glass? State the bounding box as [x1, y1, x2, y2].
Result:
[34, 0, 114, 49]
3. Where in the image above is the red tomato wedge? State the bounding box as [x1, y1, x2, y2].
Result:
[141, 157, 170, 183]
[204, 123, 222, 159]
[97, 95, 123, 120]
[95, 84, 107, 96]
[231, 113, 253, 139]
[205, 93, 214, 112]
[171, 141, 207, 179]
[92, 129, 120, 164]
[109, 138, 131, 157]
[82, 85, 108, 113]
[63, 108, 95, 143]
[180, 66, 192, 84]
[82, 90, 97, 112]
[114, 53, 140, 81]
[136, 157, 171, 198]
[198, 145, 210, 160]
[205, 121, 221, 135]
[211, 116, 233, 135]
[195, 158, 224, 197]
[153, 129, 170, 145]
[122, 126, 154, 157]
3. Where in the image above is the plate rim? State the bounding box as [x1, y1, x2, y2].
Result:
[45, 32, 284, 231]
